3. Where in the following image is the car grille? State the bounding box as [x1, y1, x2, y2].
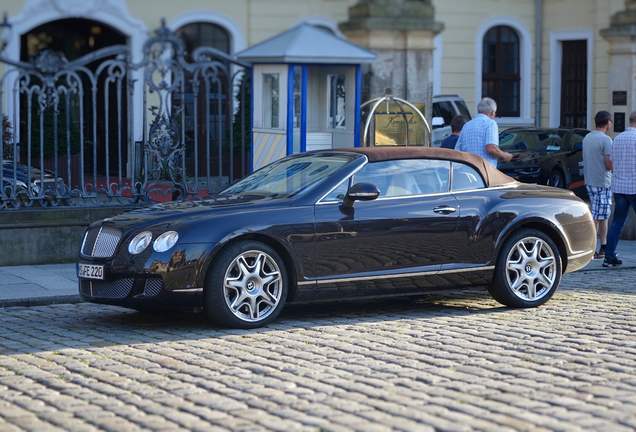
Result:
[81, 226, 122, 258]
[143, 278, 164, 297]
[80, 278, 134, 299]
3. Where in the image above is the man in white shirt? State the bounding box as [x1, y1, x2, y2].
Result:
[604, 111, 636, 267]
[455, 98, 513, 166]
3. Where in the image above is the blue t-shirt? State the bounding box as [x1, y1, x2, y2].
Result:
[441, 134, 459, 149]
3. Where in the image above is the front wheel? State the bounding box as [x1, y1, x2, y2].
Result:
[489, 229, 562, 308]
[205, 241, 288, 328]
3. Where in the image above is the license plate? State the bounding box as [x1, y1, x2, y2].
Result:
[78, 263, 104, 280]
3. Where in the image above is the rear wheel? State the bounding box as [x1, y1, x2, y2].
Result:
[489, 229, 562, 308]
[205, 241, 288, 328]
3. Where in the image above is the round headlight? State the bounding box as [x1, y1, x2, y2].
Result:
[128, 231, 152, 255]
[153, 231, 179, 253]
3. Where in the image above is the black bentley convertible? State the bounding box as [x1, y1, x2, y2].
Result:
[78, 147, 595, 328]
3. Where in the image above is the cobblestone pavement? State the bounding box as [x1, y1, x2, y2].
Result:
[0, 269, 635, 432]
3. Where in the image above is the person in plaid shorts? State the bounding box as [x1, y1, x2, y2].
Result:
[604, 112, 636, 267]
[583, 111, 613, 259]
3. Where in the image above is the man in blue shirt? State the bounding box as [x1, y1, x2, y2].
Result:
[441, 115, 466, 149]
[455, 97, 513, 166]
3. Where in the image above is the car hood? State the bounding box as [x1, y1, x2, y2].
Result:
[102, 194, 291, 231]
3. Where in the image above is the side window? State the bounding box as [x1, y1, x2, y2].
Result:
[432, 101, 455, 126]
[539, 130, 563, 153]
[452, 163, 486, 191]
[354, 159, 450, 198]
[500, 131, 538, 152]
[323, 179, 350, 202]
[567, 132, 586, 152]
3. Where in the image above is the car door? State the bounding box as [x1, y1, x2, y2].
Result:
[562, 130, 587, 194]
[443, 161, 500, 287]
[312, 158, 460, 297]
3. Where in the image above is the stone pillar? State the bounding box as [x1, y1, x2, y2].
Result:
[340, 0, 443, 120]
[601, 0, 636, 240]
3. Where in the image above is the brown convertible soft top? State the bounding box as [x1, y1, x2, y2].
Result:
[333, 146, 517, 188]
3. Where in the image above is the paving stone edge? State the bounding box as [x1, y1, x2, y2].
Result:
[0, 294, 81, 308]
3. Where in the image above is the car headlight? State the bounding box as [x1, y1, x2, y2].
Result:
[128, 231, 153, 255]
[153, 231, 179, 253]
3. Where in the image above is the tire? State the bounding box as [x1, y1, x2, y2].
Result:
[546, 169, 566, 189]
[489, 229, 562, 308]
[204, 241, 288, 328]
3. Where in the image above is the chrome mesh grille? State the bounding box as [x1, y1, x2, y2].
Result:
[143, 278, 164, 297]
[88, 278, 134, 299]
[91, 226, 121, 258]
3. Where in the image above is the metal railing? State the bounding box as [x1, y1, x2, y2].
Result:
[0, 21, 251, 210]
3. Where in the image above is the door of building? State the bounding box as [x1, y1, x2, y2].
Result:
[560, 40, 588, 128]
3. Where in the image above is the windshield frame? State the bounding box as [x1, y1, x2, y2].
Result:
[219, 152, 362, 200]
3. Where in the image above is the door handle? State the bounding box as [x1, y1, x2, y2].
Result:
[433, 205, 457, 215]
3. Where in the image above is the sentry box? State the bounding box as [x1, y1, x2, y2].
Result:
[237, 24, 375, 170]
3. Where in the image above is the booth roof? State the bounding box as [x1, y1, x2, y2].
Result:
[236, 23, 376, 64]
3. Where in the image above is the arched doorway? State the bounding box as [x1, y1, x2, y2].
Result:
[173, 22, 237, 189]
[19, 18, 128, 191]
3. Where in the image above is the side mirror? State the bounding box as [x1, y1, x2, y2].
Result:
[343, 182, 380, 207]
[432, 117, 445, 128]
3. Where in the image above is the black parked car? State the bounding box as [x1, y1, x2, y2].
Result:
[78, 147, 595, 328]
[497, 128, 589, 197]
[2, 161, 67, 203]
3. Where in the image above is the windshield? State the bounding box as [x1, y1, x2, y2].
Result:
[220, 153, 357, 198]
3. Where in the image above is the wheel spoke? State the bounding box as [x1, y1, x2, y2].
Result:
[236, 256, 251, 277]
[253, 253, 266, 274]
[230, 292, 248, 311]
[510, 275, 525, 292]
[526, 279, 537, 299]
[225, 276, 244, 292]
[259, 290, 277, 307]
[261, 271, 281, 286]
[539, 255, 555, 269]
[248, 296, 259, 320]
[536, 273, 552, 290]
[530, 240, 543, 260]
[517, 243, 531, 260]
[508, 262, 526, 273]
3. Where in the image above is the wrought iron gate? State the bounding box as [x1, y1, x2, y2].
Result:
[0, 21, 251, 210]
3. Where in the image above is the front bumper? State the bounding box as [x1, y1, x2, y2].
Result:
[78, 274, 203, 308]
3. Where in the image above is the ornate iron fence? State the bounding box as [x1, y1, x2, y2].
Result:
[0, 21, 251, 210]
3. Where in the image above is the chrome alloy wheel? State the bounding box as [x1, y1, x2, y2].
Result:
[223, 250, 283, 323]
[505, 237, 557, 301]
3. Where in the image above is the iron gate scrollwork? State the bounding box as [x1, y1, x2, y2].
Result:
[0, 20, 251, 210]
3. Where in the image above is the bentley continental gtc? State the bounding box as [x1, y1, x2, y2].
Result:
[78, 147, 595, 328]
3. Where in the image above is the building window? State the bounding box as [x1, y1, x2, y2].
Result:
[328, 74, 346, 129]
[176, 22, 230, 59]
[482, 25, 520, 118]
[263, 73, 280, 129]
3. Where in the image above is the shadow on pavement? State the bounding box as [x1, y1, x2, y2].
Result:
[0, 287, 512, 356]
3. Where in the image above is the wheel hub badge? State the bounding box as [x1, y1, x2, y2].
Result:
[525, 264, 533, 274]
[247, 280, 256, 291]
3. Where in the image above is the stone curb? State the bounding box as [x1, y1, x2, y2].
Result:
[0, 295, 81, 308]
[580, 265, 636, 273]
